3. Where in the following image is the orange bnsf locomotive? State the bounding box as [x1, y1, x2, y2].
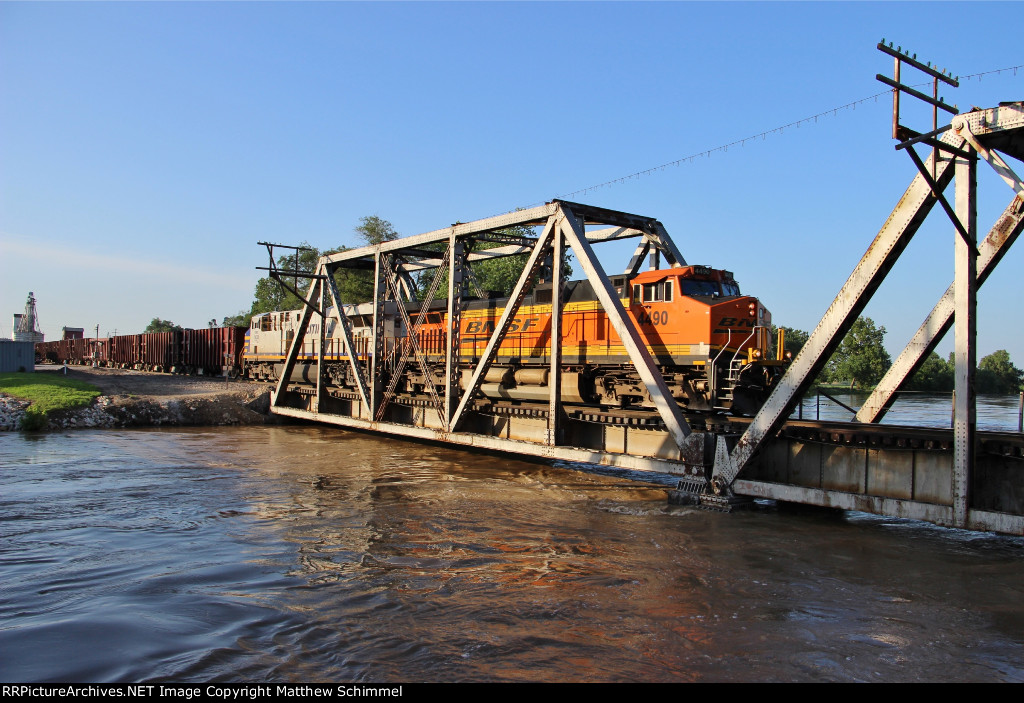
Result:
[243, 264, 787, 416]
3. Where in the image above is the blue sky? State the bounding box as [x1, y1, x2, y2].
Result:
[2, 2, 1022, 364]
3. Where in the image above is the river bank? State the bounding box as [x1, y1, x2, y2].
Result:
[0, 366, 276, 431]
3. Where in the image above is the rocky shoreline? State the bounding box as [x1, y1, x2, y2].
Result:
[1, 367, 280, 432]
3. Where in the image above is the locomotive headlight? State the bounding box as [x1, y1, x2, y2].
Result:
[747, 302, 756, 317]
[752, 349, 762, 359]
[785, 351, 793, 360]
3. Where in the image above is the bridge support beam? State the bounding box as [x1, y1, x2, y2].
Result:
[710, 133, 961, 491]
[715, 102, 1024, 512]
[858, 106, 1024, 423]
[952, 136, 978, 528]
[856, 193, 1024, 423]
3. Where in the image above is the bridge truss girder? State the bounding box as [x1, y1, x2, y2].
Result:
[716, 102, 1024, 533]
[269, 200, 712, 472]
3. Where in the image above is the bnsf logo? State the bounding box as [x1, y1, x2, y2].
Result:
[464, 318, 538, 334]
[713, 317, 757, 334]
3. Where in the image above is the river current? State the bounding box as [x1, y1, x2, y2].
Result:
[1, 408, 1022, 682]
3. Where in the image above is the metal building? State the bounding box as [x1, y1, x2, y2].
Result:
[0, 341, 35, 373]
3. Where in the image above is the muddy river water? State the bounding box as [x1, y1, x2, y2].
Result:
[1, 424, 1022, 682]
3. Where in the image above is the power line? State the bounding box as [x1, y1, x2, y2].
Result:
[553, 63, 1023, 202]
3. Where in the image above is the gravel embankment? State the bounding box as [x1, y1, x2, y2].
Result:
[1, 366, 279, 431]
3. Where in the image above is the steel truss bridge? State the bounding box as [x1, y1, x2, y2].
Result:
[266, 101, 1024, 535]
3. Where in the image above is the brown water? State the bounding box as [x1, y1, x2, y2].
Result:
[1, 425, 1022, 682]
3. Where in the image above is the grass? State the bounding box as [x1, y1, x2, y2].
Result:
[0, 372, 101, 430]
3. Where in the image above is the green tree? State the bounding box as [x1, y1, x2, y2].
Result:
[245, 217, 402, 315]
[249, 241, 323, 316]
[905, 351, 954, 392]
[221, 311, 250, 327]
[977, 349, 1023, 394]
[420, 224, 573, 300]
[770, 325, 809, 358]
[354, 215, 399, 245]
[144, 318, 182, 333]
[329, 216, 401, 303]
[824, 317, 891, 387]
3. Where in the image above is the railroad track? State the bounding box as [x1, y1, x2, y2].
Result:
[285, 382, 1024, 458]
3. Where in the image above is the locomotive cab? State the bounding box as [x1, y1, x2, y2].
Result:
[617, 265, 783, 414]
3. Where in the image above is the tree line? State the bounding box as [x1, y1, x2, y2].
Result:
[777, 318, 1024, 394]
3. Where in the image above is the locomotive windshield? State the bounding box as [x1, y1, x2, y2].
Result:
[679, 280, 721, 297]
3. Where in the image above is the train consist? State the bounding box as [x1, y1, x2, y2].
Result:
[36, 327, 247, 377]
[37, 264, 787, 414]
[245, 263, 789, 415]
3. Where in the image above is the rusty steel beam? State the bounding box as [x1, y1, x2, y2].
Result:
[399, 243, 534, 272]
[557, 205, 693, 448]
[272, 404, 697, 475]
[397, 226, 650, 273]
[379, 248, 450, 422]
[959, 118, 1024, 201]
[624, 240, 652, 276]
[712, 130, 964, 490]
[448, 218, 556, 433]
[857, 192, 1024, 423]
[370, 253, 387, 418]
[952, 140, 978, 528]
[273, 276, 321, 407]
[321, 203, 559, 267]
[649, 221, 687, 268]
[323, 265, 372, 410]
[583, 226, 645, 243]
[444, 238, 465, 427]
[553, 200, 665, 232]
[379, 258, 446, 425]
[857, 107, 1024, 424]
[548, 227, 564, 446]
[316, 280, 326, 411]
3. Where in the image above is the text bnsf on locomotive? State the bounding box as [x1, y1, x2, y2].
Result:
[244, 263, 789, 416]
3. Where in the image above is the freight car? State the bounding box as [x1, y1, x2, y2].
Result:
[35, 336, 109, 366]
[242, 263, 788, 415]
[35, 327, 247, 376]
